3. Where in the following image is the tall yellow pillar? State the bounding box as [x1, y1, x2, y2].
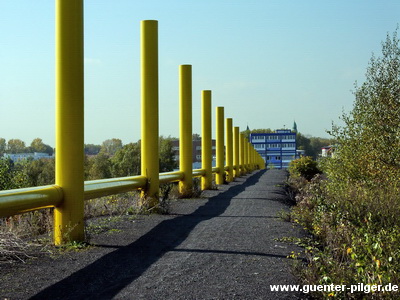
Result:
[233, 127, 240, 178]
[179, 65, 193, 196]
[54, 0, 85, 245]
[215, 107, 224, 184]
[201, 90, 212, 190]
[225, 118, 233, 182]
[244, 137, 249, 174]
[239, 133, 245, 175]
[246, 140, 252, 172]
[140, 20, 159, 206]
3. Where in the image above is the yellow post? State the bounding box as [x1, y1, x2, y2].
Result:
[179, 65, 193, 196]
[54, 0, 84, 245]
[141, 20, 159, 206]
[239, 133, 245, 175]
[215, 107, 224, 184]
[252, 144, 255, 170]
[225, 118, 233, 182]
[233, 126, 240, 178]
[244, 137, 249, 174]
[260, 153, 266, 169]
[201, 90, 212, 190]
[247, 140, 252, 172]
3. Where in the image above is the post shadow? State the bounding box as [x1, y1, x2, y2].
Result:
[31, 169, 267, 300]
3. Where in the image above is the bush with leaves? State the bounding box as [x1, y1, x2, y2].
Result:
[291, 28, 400, 299]
[288, 156, 320, 181]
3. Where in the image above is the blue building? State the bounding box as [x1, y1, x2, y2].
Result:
[250, 128, 297, 169]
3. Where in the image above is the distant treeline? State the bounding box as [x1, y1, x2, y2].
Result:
[0, 138, 53, 156]
[0, 137, 176, 191]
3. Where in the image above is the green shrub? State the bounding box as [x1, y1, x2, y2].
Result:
[288, 156, 320, 180]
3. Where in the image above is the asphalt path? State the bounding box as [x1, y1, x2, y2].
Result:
[1, 169, 306, 299]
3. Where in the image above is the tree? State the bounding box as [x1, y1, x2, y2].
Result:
[21, 158, 55, 187]
[84, 144, 101, 155]
[111, 142, 141, 177]
[327, 28, 400, 187]
[88, 152, 112, 180]
[37, 158, 55, 185]
[101, 138, 123, 156]
[192, 133, 201, 141]
[241, 128, 273, 140]
[159, 136, 177, 172]
[296, 133, 334, 159]
[23, 159, 44, 187]
[7, 139, 26, 153]
[43, 144, 54, 156]
[296, 133, 312, 154]
[0, 138, 6, 156]
[30, 138, 46, 153]
[309, 137, 333, 159]
[250, 128, 274, 134]
[0, 158, 28, 190]
[0, 159, 15, 190]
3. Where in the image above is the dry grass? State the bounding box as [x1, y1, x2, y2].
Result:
[0, 178, 208, 263]
[0, 231, 34, 263]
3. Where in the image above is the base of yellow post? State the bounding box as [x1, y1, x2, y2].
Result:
[179, 181, 193, 198]
[54, 209, 85, 246]
[140, 191, 159, 211]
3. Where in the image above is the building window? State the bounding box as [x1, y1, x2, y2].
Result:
[251, 136, 265, 142]
[267, 136, 279, 140]
[268, 143, 280, 148]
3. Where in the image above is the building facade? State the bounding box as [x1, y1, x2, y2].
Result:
[3, 152, 53, 162]
[171, 139, 216, 166]
[250, 129, 297, 169]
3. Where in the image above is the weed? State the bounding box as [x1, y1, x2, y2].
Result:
[276, 209, 291, 222]
[56, 240, 91, 252]
[192, 178, 202, 198]
[289, 170, 400, 299]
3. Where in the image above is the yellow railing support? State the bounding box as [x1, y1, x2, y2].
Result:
[251, 147, 255, 170]
[178, 64, 193, 196]
[225, 118, 233, 182]
[260, 153, 266, 169]
[244, 137, 249, 174]
[54, 0, 85, 245]
[141, 20, 159, 206]
[239, 133, 245, 175]
[201, 90, 212, 190]
[247, 140, 252, 172]
[233, 126, 240, 178]
[215, 107, 225, 184]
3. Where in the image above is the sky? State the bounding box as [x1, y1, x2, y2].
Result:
[1, 0, 399, 147]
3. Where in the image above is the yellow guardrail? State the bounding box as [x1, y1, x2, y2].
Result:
[192, 169, 207, 178]
[159, 171, 184, 185]
[0, 2, 265, 245]
[0, 185, 63, 218]
[84, 176, 148, 201]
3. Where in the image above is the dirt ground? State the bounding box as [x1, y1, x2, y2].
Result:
[0, 169, 308, 300]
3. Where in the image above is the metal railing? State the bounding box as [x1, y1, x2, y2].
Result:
[0, 1, 265, 245]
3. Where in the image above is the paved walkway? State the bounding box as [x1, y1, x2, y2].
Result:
[1, 169, 306, 299]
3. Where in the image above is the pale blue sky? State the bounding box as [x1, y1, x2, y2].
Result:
[1, 1, 399, 147]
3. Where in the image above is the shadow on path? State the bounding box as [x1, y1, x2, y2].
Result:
[31, 170, 267, 300]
